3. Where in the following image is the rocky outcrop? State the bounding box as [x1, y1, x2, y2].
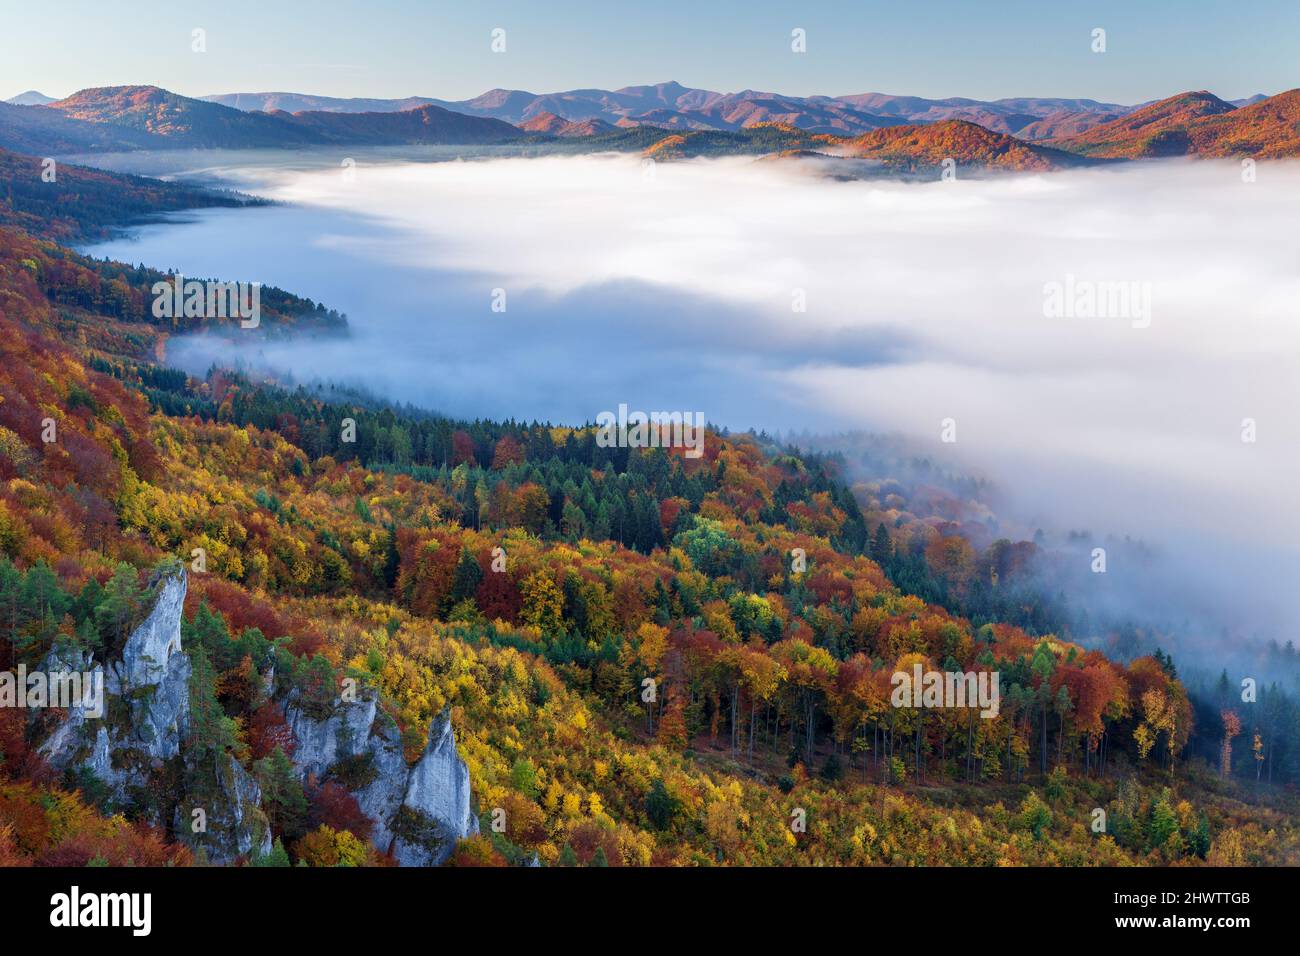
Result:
[114, 571, 186, 691]
[40, 570, 190, 798]
[174, 755, 272, 865]
[283, 694, 478, 865]
[108, 571, 190, 762]
[284, 688, 408, 850]
[36, 565, 478, 866]
[391, 707, 480, 866]
[38, 567, 268, 863]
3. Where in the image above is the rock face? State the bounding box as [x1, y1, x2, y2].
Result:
[36, 565, 479, 866]
[39, 567, 269, 863]
[40, 570, 191, 797]
[284, 688, 408, 851]
[284, 694, 478, 865]
[174, 755, 271, 865]
[391, 707, 480, 866]
[107, 570, 191, 761]
[117, 571, 186, 689]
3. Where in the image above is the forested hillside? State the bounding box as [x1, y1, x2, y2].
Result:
[1, 153, 1297, 868]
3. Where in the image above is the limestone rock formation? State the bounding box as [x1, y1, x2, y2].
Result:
[40, 569, 190, 795]
[39, 567, 269, 863]
[284, 693, 478, 865]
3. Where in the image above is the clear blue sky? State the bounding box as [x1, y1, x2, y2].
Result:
[3, 0, 1295, 104]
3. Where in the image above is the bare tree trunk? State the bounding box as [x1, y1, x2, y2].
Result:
[805, 695, 816, 765]
[914, 712, 923, 783]
[731, 682, 739, 755]
[1040, 700, 1048, 775]
[966, 710, 975, 782]
[748, 699, 757, 764]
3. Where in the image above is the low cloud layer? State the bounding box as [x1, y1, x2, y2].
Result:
[89, 152, 1300, 648]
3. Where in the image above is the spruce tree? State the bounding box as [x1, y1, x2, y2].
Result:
[256, 746, 308, 841]
[95, 563, 142, 655]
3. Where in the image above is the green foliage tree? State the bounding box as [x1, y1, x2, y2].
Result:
[256, 746, 309, 841]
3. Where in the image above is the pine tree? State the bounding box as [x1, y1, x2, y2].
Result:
[186, 642, 236, 762]
[0, 558, 22, 646]
[256, 746, 308, 841]
[446, 547, 484, 611]
[871, 523, 892, 566]
[300, 653, 337, 715]
[253, 837, 292, 867]
[72, 576, 104, 625]
[74, 617, 101, 654]
[381, 524, 401, 589]
[185, 600, 232, 669]
[16, 562, 67, 656]
[95, 562, 142, 655]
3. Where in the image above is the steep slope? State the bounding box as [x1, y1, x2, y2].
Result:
[0, 145, 254, 240]
[0, 223, 346, 350]
[34, 563, 479, 865]
[3, 239, 1295, 870]
[1049, 90, 1237, 157]
[38, 567, 274, 865]
[46, 86, 323, 148]
[842, 119, 1092, 172]
[1179, 88, 1300, 157]
[1052, 89, 1300, 158]
[0, 100, 154, 154]
[285, 693, 477, 864]
[1017, 108, 1124, 141]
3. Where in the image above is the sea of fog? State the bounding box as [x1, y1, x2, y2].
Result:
[82, 150, 1300, 654]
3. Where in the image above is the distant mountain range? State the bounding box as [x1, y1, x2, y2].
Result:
[204, 81, 1141, 139]
[42, 86, 520, 148]
[0, 83, 1295, 170]
[199, 91, 443, 114]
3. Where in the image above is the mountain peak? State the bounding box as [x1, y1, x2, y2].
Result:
[1051, 88, 1300, 158]
[518, 110, 615, 137]
[4, 90, 56, 106]
[1049, 89, 1238, 157]
[845, 119, 1090, 171]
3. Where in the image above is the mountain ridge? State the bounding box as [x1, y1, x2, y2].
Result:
[29, 85, 523, 150]
[1051, 89, 1300, 158]
[204, 82, 1138, 136]
[5, 83, 1296, 162]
